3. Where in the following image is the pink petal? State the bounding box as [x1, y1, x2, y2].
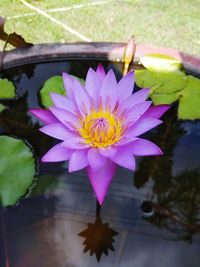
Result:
[50, 93, 77, 114]
[73, 79, 92, 116]
[62, 137, 90, 149]
[111, 149, 136, 171]
[118, 88, 150, 115]
[114, 137, 138, 146]
[87, 148, 107, 170]
[69, 149, 89, 172]
[117, 71, 134, 101]
[49, 107, 80, 130]
[62, 72, 75, 101]
[39, 123, 75, 140]
[142, 105, 170, 119]
[85, 68, 101, 108]
[42, 143, 73, 162]
[123, 138, 163, 156]
[29, 108, 58, 124]
[99, 146, 116, 158]
[99, 69, 117, 111]
[96, 64, 106, 81]
[126, 118, 163, 137]
[125, 101, 152, 125]
[86, 159, 117, 205]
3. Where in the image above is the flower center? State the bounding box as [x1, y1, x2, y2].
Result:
[79, 110, 123, 148]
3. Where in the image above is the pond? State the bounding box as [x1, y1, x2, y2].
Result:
[0, 59, 200, 267]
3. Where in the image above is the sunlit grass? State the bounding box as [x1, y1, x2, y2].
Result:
[0, 0, 199, 55]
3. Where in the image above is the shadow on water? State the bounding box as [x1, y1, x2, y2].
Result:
[0, 60, 199, 266]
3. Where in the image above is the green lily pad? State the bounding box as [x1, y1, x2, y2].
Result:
[40, 76, 66, 108]
[135, 69, 187, 94]
[0, 136, 35, 207]
[0, 104, 5, 112]
[178, 76, 200, 120]
[150, 91, 179, 105]
[140, 54, 183, 72]
[40, 75, 85, 108]
[0, 78, 15, 99]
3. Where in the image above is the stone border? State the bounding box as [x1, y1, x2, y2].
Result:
[0, 42, 200, 73]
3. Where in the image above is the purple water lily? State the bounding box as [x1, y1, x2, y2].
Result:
[30, 65, 169, 205]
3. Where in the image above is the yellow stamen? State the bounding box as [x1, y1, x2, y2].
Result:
[78, 110, 123, 148]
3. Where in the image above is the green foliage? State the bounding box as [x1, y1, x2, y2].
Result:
[135, 54, 200, 120]
[40, 76, 66, 108]
[178, 76, 200, 120]
[0, 136, 35, 207]
[0, 78, 15, 98]
[40, 75, 84, 108]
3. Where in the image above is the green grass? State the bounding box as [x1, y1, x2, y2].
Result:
[0, 0, 200, 56]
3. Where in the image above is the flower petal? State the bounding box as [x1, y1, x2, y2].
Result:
[69, 149, 89, 172]
[29, 108, 58, 124]
[86, 159, 117, 205]
[99, 69, 117, 111]
[49, 106, 80, 130]
[62, 72, 75, 101]
[111, 149, 136, 171]
[39, 123, 75, 140]
[118, 88, 150, 114]
[73, 79, 92, 116]
[42, 143, 73, 162]
[50, 92, 77, 114]
[96, 64, 106, 81]
[117, 71, 134, 101]
[142, 105, 170, 119]
[87, 148, 107, 170]
[126, 118, 163, 137]
[85, 68, 100, 108]
[62, 137, 90, 149]
[99, 146, 117, 158]
[125, 101, 152, 125]
[123, 138, 163, 156]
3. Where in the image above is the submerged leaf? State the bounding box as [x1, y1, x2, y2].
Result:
[0, 78, 15, 98]
[0, 136, 35, 207]
[178, 76, 200, 120]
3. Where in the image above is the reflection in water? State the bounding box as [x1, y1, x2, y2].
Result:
[79, 202, 118, 261]
[0, 61, 200, 266]
[134, 108, 200, 242]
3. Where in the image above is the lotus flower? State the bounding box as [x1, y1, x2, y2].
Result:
[30, 65, 169, 205]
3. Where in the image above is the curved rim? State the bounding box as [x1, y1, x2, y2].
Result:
[1, 42, 200, 73]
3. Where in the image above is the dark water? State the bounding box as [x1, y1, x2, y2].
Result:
[0, 60, 200, 267]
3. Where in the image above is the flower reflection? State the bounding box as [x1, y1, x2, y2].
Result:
[79, 203, 118, 262]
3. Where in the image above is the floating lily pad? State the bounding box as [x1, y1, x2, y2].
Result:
[135, 69, 187, 94]
[40, 76, 66, 108]
[178, 76, 200, 120]
[0, 78, 15, 99]
[135, 53, 200, 120]
[0, 136, 35, 207]
[150, 91, 179, 105]
[0, 104, 5, 112]
[40, 75, 84, 108]
[140, 54, 183, 72]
